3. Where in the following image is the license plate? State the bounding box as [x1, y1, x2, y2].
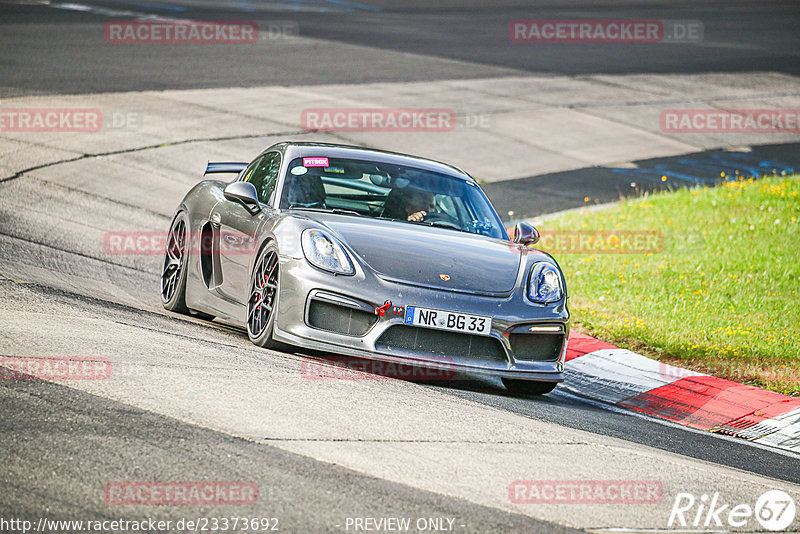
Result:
[403, 306, 492, 336]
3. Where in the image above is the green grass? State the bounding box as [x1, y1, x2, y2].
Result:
[535, 174, 800, 396]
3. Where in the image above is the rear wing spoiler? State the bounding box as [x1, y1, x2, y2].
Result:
[204, 162, 248, 175]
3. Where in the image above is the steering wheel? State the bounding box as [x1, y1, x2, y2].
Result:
[422, 212, 460, 229]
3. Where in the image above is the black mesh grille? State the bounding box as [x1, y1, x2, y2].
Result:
[376, 325, 507, 364]
[307, 300, 377, 336]
[510, 333, 564, 362]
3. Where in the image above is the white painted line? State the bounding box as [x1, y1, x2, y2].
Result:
[52, 2, 170, 20]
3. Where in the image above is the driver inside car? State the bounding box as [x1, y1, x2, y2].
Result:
[382, 187, 435, 222]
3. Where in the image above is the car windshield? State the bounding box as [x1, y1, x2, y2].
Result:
[280, 156, 507, 239]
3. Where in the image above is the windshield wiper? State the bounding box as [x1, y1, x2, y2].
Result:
[289, 206, 361, 216]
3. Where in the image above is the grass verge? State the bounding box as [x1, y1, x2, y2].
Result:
[535, 174, 799, 396]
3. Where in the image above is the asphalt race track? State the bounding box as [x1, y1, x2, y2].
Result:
[2, 0, 799, 95]
[1, 1, 799, 532]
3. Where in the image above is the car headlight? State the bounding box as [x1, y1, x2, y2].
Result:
[301, 229, 354, 275]
[527, 262, 563, 303]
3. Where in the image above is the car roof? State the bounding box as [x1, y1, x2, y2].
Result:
[269, 142, 474, 182]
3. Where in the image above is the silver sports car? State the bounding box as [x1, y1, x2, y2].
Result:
[161, 142, 569, 394]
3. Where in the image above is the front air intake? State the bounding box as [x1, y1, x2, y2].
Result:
[307, 299, 377, 336]
[376, 325, 507, 365]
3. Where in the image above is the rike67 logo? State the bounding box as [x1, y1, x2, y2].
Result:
[669, 490, 796, 531]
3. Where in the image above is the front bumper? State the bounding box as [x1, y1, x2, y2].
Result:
[273, 256, 569, 382]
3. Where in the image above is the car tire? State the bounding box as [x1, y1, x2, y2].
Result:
[161, 211, 191, 314]
[246, 242, 287, 350]
[160, 211, 216, 320]
[502, 379, 558, 396]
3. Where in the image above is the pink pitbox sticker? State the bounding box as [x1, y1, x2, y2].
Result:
[303, 157, 329, 167]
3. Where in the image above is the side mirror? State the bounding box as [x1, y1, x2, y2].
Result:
[513, 222, 540, 246]
[224, 182, 261, 214]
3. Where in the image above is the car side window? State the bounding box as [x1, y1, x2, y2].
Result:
[243, 152, 281, 204]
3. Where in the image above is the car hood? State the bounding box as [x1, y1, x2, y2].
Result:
[312, 214, 524, 295]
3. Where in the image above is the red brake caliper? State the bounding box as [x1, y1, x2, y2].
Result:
[257, 273, 268, 310]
